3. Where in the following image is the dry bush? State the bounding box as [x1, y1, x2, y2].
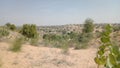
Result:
[10, 37, 24, 52]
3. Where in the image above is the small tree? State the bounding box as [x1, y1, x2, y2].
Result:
[76, 18, 94, 49]
[82, 18, 94, 33]
[5, 23, 11, 27]
[20, 24, 38, 38]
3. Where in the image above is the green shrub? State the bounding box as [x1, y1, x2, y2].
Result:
[78, 33, 89, 43]
[43, 33, 69, 49]
[10, 37, 24, 52]
[75, 33, 93, 49]
[5, 23, 16, 31]
[67, 31, 75, 39]
[20, 24, 38, 38]
[75, 19, 94, 49]
[94, 24, 120, 68]
[43, 34, 62, 47]
[43, 34, 62, 41]
[82, 18, 94, 33]
[0, 27, 9, 38]
[43, 32, 89, 50]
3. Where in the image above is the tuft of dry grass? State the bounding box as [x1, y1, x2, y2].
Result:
[10, 37, 24, 52]
[0, 58, 2, 68]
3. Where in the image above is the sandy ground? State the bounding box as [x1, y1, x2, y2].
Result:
[0, 42, 97, 68]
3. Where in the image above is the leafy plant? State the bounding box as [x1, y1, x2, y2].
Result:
[94, 24, 120, 68]
[20, 24, 38, 38]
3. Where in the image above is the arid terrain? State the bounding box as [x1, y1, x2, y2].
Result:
[0, 23, 120, 68]
[0, 0, 120, 68]
[0, 42, 97, 68]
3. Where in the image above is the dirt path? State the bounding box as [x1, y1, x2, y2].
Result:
[0, 42, 97, 68]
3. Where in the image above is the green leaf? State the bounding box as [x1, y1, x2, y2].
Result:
[101, 56, 107, 65]
[116, 54, 120, 61]
[109, 54, 116, 65]
[105, 24, 112, 33]
[101, 37, 110, 43]
[111, 45, 120, 55]
[94, 57, 102, 65]
[99, 45, 105, 50]
[102, 31, 110, 36]
[116, 63, 120, 68]
[113, 63, 120, 68]
[98, 50, 104, 56]
[94, 56, 106, 65]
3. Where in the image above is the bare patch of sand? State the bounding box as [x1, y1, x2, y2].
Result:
[0, 42, 97, 68]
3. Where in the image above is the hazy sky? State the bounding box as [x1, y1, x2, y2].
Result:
[0, 0, 120, 26]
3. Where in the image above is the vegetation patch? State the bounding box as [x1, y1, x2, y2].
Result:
[75, 18, 94, 49]
[20, 24, 38, 38]
[0, 27, 9, 41]
[10, 37, 24, 52]
[5, 23, 16, 31]
[94, 24, 120, 68]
